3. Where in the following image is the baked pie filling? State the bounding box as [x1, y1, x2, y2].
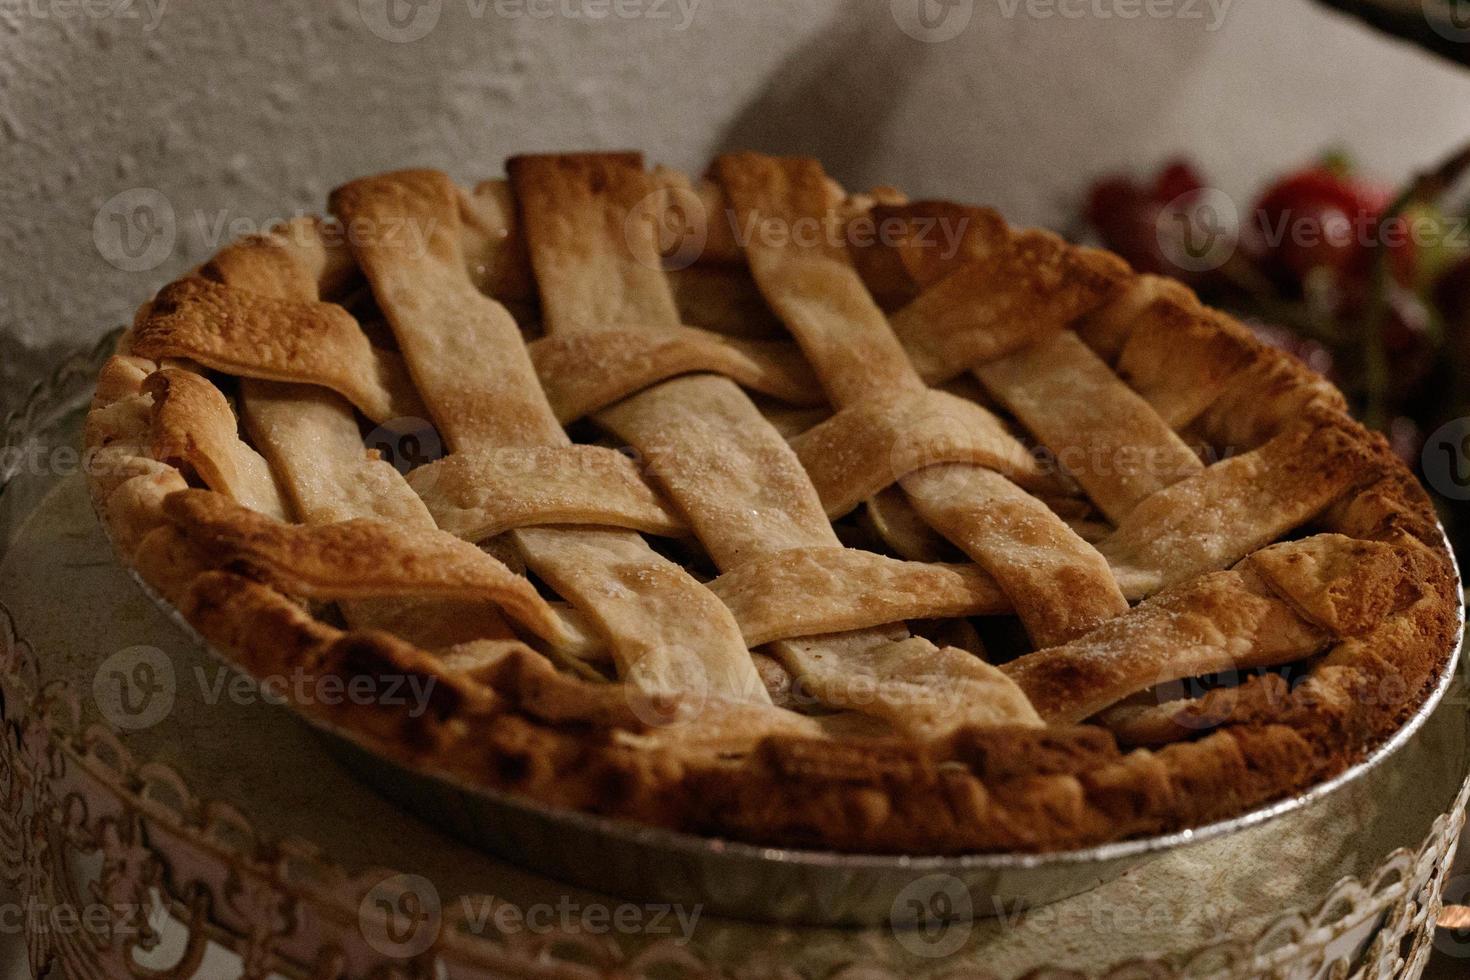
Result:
[84, 152, 1460, 853]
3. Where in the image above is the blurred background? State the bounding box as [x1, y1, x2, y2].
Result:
[5, 0, 1470, 541]
[4, 0, 1470, 400]
[2, 0, 1470, 973]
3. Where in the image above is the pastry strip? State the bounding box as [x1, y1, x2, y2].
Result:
[198, 217, 359, 299]
[789, 387, 1050, 519]
[867, 206, 1377, 603]
[1005, 569, 1326, 725]
[1113, 301, 1256, 429]
[597, 375, 838, 564]
[241, 381, 433, 528]
[210, 220, 521, 648]
[1005, 534, 1413, 724]
[407, 445, 687, 540]
[1100, 416, 1376, 595]
[715, 152, 1128, 647]
[868, 206, 1203, 524]
[144, 368, 289, 521]
[900, 464, 1130, 645]
[241, 383, 532, 648]
[512, 152, 1039, 736]
[1074, 273, 1198, 359]
[707, 548, 1007, 647]
[163, 489, 568, 644]
[778, 630, 1041, 735]
[332, 168, 767, 703]
[973, 330, 1203, 523]
[530, 325, 822, 423]
[861, 486, 954, 561]
[877, 204, 1127, 385]
[131, 277, 425, 423]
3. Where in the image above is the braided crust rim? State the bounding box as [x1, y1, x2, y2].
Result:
[83, 159, 1462, 856]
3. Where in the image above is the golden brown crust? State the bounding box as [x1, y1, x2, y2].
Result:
[132, 277, 425, 423]
[84, 153, 1462, 856]
[789, 386, 1056, 519]
[529, 326, 823, 423]
[706, 548, 1007, 647]
[161, 489, 570, 644]
[407, 445, 688, 540]
[144, 368, 290, 520]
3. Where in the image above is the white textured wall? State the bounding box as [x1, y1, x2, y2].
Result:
[3, 0, 1470, 411]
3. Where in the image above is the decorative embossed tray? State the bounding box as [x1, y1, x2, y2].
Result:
[3, 338, 1470, 978]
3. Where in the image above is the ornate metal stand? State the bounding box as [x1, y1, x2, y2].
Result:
[2, 337, 1468, 979]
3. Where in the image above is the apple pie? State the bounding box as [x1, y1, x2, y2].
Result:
[83, 152, 1461, 853]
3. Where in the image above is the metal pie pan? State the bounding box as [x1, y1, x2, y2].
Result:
[120, 536, 1465, 927]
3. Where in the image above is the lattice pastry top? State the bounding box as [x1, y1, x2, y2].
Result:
[84, 151, 1460, 854]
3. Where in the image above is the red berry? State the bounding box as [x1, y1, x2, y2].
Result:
[1086, 177, 1145, 230]
[1086, 160, 1232, 285]
[1250, 166, 1403, 288]
[1153, 159, 1205, 204]
[1086, 176, 1163, 273]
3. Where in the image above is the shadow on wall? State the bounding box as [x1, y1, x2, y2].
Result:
[716, 0, 1220, 223]
[715, 3, 934, 189]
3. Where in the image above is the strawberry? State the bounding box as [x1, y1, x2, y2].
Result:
[1250, 166, 1408, 286]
